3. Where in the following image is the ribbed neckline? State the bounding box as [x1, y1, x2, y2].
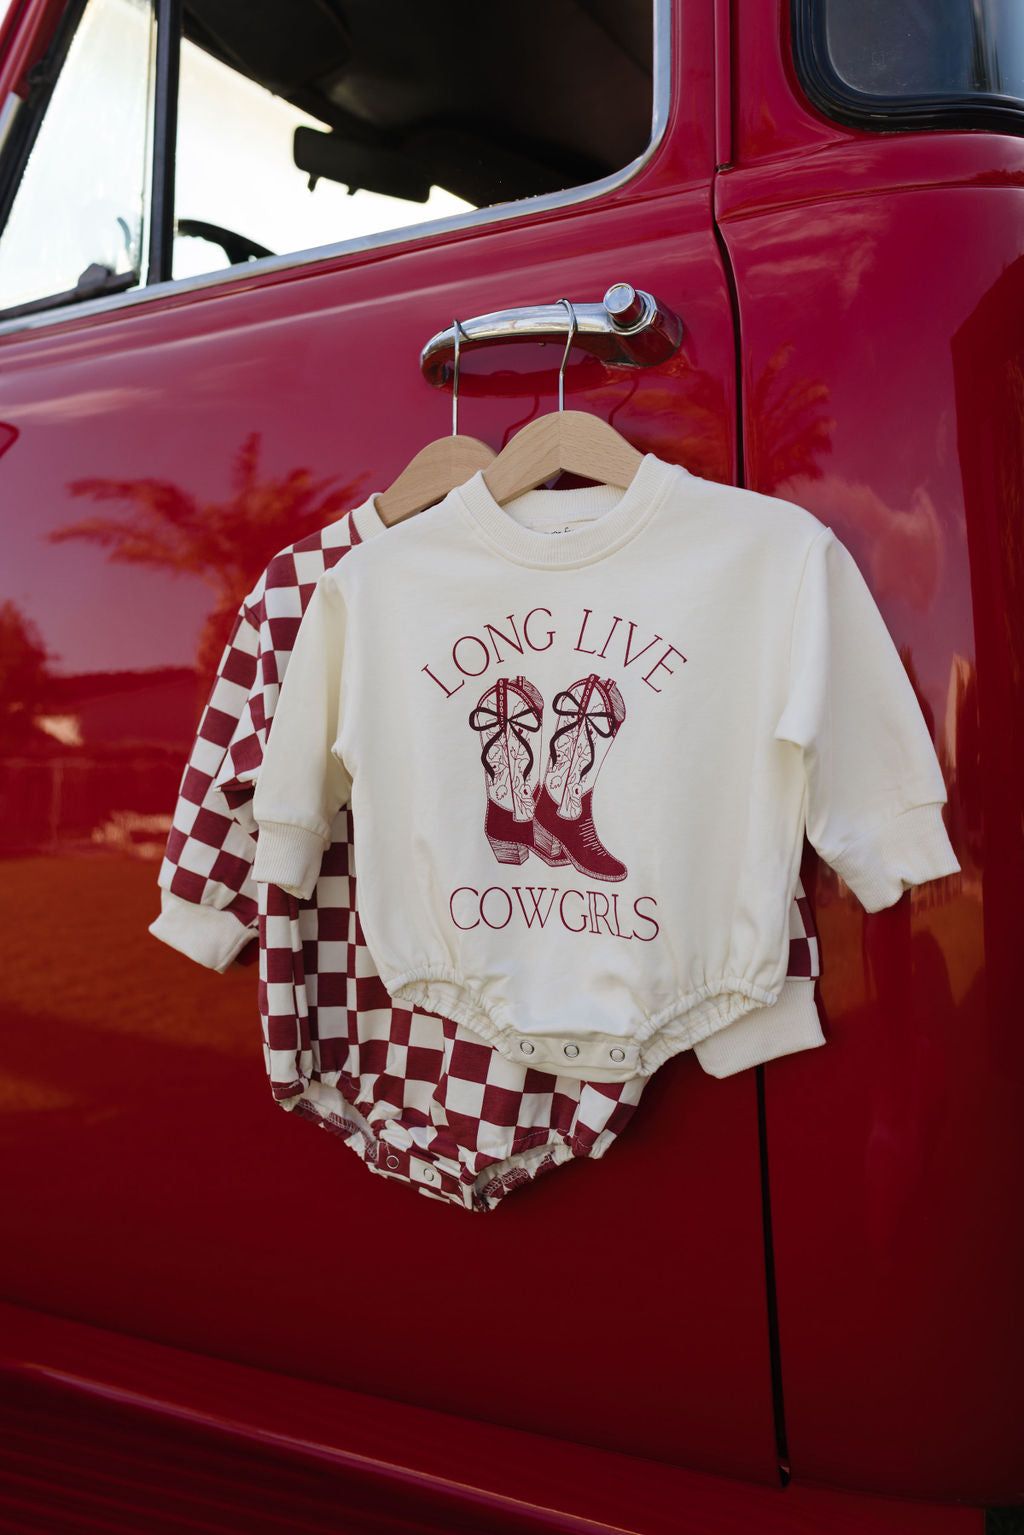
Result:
[352, 494, 387, 543]
[452, 453, 681, 568]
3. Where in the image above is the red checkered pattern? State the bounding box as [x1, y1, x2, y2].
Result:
[257, 850, 647, 1210]
[157, 514, 367, 932]
[159, 599, 262, 935]
[158, 505, 821, 1212]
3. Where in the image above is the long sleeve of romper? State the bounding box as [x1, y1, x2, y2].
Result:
[149, 606, 262, 971]
[150, 510, 366, 970]
[252, 574, 352, 899]
[774, 530, 959, 909]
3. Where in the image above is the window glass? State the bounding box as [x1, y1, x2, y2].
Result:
[821, 0, 1024, 106]
[0, 0, 155, 313]
[172, 38, 470, 280]
[173, 0, 653, 274]
[0, 0, 654, 312]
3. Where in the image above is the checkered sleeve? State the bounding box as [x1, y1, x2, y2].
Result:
[216, 519, 364, 1099]
[149, 606, 262, 972]
[150, 513, 365, 972]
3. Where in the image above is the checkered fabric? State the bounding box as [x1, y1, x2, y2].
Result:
[158, 513, 367, 936]
[257, 840, 648, 1210]
[157, 504, 821, 1212]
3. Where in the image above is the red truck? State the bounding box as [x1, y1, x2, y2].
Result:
[0, 0, 1020, 1530]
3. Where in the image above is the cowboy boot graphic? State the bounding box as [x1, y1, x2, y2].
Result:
[532, 674, 627, 881]
[469, 676, 559, 866]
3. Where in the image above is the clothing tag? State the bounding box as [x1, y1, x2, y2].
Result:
[502, 483, 623, 533]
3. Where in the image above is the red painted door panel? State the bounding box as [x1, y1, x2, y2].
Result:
[717, 0, 1024, 1502]
[0, 0, 783, 1489]
[0, 1302, 987, 1535]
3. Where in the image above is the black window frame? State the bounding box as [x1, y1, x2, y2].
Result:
[791, 0, 1024, 136]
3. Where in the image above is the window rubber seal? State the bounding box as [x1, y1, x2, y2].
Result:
[790, 0, 1024, 136]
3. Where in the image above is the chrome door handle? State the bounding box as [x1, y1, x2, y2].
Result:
[420, 283, 683, 385]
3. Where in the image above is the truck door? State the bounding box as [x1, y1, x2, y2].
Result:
[0, 0, 787, 1489]
[715, 0, 1024, 1504]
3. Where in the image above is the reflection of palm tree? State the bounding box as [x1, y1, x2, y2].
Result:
[581, 354, 733, 483]
[602, 346, 833, 488]
[627, 361, 733, 483]
[748, 345, 834, 493]
[0, 599, 54, 747]
[49, 433, 366, 673]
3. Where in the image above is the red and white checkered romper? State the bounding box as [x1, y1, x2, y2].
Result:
[152, 499, 821, 1211]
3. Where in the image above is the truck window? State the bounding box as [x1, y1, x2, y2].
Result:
[0, 0, 656, 321]
[0, 0, 156, 317]
[794, 0, 1024, 131]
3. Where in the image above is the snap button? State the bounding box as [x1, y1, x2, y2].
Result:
[421, 1166, 436, 1182]
[563, 1043, 580, 1058]
[609, 1047, 626, 1062]
[385, 1154, 401, 1170]
[520, 1040, 536, 1055]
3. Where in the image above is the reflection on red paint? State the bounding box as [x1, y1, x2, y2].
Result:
[50, 432, 367, 672]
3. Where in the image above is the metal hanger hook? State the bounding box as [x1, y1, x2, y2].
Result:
[452, 318, 465, 436]
[557, 298, 578, 412]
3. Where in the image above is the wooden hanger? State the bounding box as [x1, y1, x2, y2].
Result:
[375, 319, 495, 525]
[483, 299, 643, 506]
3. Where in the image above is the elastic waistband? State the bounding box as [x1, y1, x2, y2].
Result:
[389, 966, 782, 1082]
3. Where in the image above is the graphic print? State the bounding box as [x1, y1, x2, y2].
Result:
[469, 676, 546, 866]
[469, 673, 627, 881]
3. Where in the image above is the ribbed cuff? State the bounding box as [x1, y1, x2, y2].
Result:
[251, 821, 326, 899]
[694, 979, 824, 1078]
[831, 803, 960, 913]
[149, 892, 253, 973]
